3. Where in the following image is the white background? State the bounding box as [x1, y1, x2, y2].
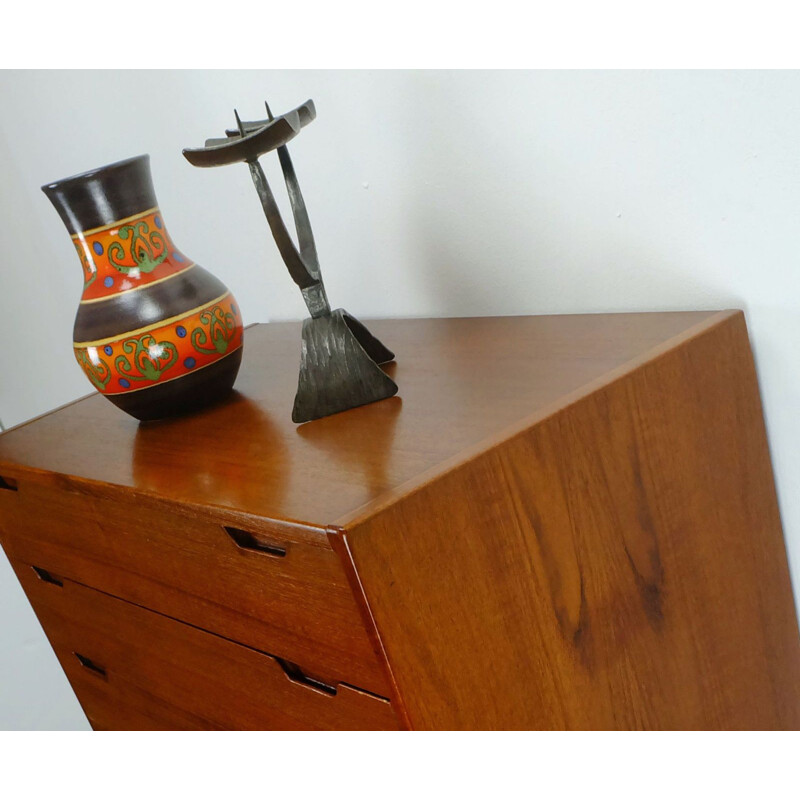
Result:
[1, 70, 798, 729]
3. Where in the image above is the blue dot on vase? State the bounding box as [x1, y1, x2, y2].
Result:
[154, 215, 163, 229]
[104, 276, 114, 288]
[103, 345, 113, 356]
[119, 378, 130, 388]
[172, 251, 185, 263]
[176, 325, 186, 338]
[92, 241, 104, 256]
[184, 357, 196, 369]
[231, 304, 237, 316]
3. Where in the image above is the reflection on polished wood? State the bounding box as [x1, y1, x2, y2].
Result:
[1, 312, 798, 729]
[132, 391, 290, 512]
[297, 396, 403, 498]
[0, 313, 735, 528]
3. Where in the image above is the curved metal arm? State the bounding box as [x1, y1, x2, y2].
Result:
[247, 160, 330, 317]
[277, 144, 321, 280]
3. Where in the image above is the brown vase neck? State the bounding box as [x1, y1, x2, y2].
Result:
[42, 154, 157, 237]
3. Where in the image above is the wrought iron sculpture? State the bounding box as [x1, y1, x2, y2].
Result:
[183, 99, 397, 423]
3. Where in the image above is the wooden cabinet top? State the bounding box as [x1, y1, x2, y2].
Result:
[0, 312, 731, 530]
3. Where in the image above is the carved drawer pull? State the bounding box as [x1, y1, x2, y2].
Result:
[31, 566, 63, 587]
[275, 657, 337, 696]
[74, 652, 107, 679]
[223, 526, 287, 558]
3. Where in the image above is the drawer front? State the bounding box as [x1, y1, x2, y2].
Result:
[12, 559, 400, 731]
[0, 476, 388, 697]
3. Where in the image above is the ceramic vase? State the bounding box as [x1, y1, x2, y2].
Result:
[43, 155, 244, 421]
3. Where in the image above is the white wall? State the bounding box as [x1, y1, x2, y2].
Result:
[1, 70, 798, 729]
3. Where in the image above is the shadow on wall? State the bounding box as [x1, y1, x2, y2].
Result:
[398, 71, 744, 320]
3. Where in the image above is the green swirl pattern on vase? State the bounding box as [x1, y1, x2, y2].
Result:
[108, 220, 168, 274]
[75, 348, 111, 390]
[191, 305, 236, 355]
[115, 333, 179, 381]
[74, 240, 97, 287]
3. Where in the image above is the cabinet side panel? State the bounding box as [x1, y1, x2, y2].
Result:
[345, 313, 800, 730]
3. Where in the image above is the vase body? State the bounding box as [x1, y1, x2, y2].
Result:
[43, 155, 244, 421]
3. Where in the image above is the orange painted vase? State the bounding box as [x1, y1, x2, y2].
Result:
[43, 155, 244, 421]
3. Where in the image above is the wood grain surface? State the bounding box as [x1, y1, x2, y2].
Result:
[2, 311, 796, 730]
[0, 478, 389, 697]
[340, 311, 800, 729]
[11, 560, 398, 731]
[0, 313, 722, 528]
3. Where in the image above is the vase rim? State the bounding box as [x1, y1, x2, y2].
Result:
[42, 154, 150, 195]
[42, 154, 157, 236]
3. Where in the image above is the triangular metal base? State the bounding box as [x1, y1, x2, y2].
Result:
[292, 309, 398, 423]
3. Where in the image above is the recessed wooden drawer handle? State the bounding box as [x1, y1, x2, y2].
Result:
[0, 475, 18, 491]
[32, 566, 63, 587]
[275, 657, 337, 696]
[223, 526, 287, 558]
[74, 652, 107, 679]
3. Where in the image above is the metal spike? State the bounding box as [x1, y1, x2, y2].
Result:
[264, 101, 275, 121]
[234, 108, 245, 136]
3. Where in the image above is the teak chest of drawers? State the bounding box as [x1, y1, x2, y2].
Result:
[1, 313, 799, 730]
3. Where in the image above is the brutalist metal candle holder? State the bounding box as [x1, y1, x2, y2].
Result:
[183, 99, 398, 423]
